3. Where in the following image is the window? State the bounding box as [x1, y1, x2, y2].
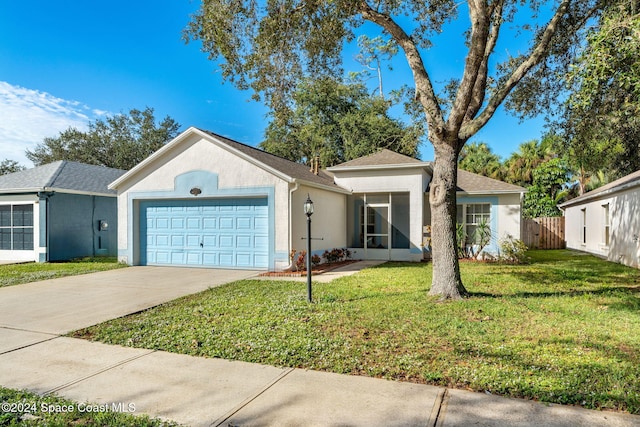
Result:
[0, 205, 34, 251]
[457, 203, 491, 245]
[603, 203, 610, 246]
[581, 208, 587, 245]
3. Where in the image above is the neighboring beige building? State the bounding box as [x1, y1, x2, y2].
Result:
[560, 170, 640, 269]
[110, 127, 525, 270]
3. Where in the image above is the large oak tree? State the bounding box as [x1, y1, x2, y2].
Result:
[186, 0, 604, 299]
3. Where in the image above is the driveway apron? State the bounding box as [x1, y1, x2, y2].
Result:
[0, 266, 256, 336]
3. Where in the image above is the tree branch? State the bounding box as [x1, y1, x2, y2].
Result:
[448, 1, 491, 133]
[358, 1, 446, 135]
[460, 0, 576, 139]
[464, 0, 505, 124]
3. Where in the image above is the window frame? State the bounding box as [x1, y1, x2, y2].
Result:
[581, 208, 587, 245]
[602, 203, 610, 246]
[457, 203, 492, 246]
[0, 204, 35, 251]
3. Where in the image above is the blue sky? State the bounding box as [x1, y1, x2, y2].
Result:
[0, 0, 547, 167]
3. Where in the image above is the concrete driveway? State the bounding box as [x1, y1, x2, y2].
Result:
[0, 267, 256, 336]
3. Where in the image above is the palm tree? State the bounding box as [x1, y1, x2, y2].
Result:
[458, 142, 504, 180]
[504, 139, 554, 186]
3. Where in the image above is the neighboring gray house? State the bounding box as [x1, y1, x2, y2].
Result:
[0, 161, 126, 262]
[560, 169, 640, 269]
[110, 127, 525, 270]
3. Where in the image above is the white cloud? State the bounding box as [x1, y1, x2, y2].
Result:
[0, 82, 102, 167]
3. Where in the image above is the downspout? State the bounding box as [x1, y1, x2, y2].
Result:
[286, 181, 299, 271]
[37, 191, 53, 262]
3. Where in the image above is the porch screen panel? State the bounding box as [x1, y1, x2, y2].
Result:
[391, 193, 410, 249]
[348, 195, 365, 248]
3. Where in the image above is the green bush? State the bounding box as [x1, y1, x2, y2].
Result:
[499, 235, 529, 264]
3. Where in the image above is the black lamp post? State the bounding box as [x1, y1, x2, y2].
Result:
[303, 194, 314, 303]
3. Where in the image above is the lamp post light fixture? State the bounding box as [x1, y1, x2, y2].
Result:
[303, 194, 314, 303]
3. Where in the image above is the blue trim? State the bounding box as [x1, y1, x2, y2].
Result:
[456, 196, 499, 254]
[38, 195, 48, 262]
[126, 170, 275, 270]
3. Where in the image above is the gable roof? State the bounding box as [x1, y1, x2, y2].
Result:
[199, 130, 339, 189]
[110, 127, 347, 193]
[457, 169, 526, 194]
[559, 169, 640, 209]
[0, 161, 126, 196]
[329, 149, 426, 169]
[328, 149, 524, 194]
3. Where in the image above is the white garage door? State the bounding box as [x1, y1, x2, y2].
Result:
[140, 198, 268, 269]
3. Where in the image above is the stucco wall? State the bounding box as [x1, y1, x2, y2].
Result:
[115, 134, 291, 268]
[496, 193, 523, 241]
[291, 185, 347, 263]
[48, 193, 118, 261]
[564, 186, 640, 268]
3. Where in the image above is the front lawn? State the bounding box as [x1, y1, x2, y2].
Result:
[72, 250, 640, 414]
[0, 257, 127, 288]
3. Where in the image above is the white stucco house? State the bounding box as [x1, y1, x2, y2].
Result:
[559, 170, 640, 269]
[109, 127, 525, 270]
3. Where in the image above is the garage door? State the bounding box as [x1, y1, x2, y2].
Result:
[140, 198, 269, 269]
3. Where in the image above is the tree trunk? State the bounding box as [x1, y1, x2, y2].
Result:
[428, 140, 468, 300]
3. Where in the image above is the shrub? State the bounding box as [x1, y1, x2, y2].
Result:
[499, 235, 529, 264]
[296, 251, 307, 271]
[322, 248, 351, 264]
[311, 254, 321, 266]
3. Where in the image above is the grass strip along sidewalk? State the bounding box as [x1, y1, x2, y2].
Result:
[72, 250, 640, 414]
[0, 257, 126, 288]
[0, 387, 178, 426]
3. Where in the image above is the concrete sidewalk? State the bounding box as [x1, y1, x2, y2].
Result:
[0, 333, 638, 426]
[1, 265, 639, 426]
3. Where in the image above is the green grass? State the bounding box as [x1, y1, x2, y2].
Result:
[0, 257, 127, 288]
[0, 387, 179, 426]
[72, 250, 640, 414]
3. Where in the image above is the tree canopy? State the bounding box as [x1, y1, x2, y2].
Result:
[260, 78, 421, 167]
[0, 159, 25, 176]
[458, 142, 504, 180]
[555, 1, 640, 191]
[503, 137, 556, 187]
[522, 157, 570, 218]
[26, 107, 180, 170]
[186, 0, 604, 300]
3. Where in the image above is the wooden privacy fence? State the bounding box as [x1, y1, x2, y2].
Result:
[522, 217, 565, 249]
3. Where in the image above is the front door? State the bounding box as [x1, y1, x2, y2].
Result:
[364, 203, 390, 259]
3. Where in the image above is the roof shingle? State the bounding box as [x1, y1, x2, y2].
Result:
[456, 169, 526, 193]
[0, 161, 126, 195]
[201, 130, 339, 188]
[330, 149, 425, 168]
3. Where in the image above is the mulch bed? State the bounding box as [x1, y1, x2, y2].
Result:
[258, 260, 358, 277]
